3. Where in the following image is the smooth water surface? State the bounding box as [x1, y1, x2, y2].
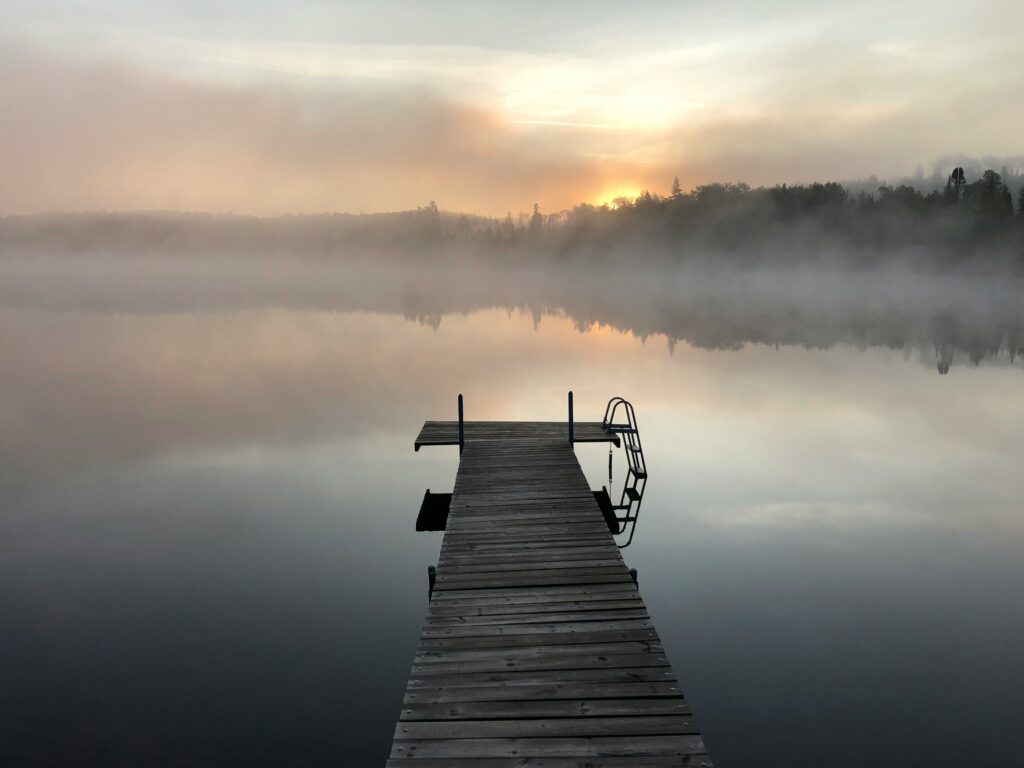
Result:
[1, 263, 1022, 767]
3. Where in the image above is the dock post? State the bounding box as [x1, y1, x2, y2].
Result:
[457, 393, 465, 455]
[568, 390, 574, 449]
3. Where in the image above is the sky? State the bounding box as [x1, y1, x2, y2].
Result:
[1, 0, 1022, 216]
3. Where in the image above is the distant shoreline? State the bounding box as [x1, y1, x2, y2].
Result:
[3, 170, 1022, 271]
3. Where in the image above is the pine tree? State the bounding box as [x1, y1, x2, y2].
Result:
[528, 203, 543, 234]
[670, 176, 682, 199]
[944, 166, 966, 202]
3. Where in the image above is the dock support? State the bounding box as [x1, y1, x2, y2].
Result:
[457, 394, 464, 455]
[568, 390, 574, 448]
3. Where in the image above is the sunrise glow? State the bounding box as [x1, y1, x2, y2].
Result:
[1, 2, 1021, 218]
[591, 186, 645, 208]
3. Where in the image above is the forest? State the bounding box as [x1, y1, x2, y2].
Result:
[2, 167, 1022, 270]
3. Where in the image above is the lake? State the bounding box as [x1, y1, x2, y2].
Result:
[1, 258, 1022, 766]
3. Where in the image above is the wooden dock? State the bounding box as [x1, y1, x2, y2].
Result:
[415, 421, 620, 450]
[389, 419, 711, 766]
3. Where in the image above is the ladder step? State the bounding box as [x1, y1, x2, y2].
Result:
[605, 425, 638, 433]
[613, 504, 630, 510]
[625, 487, 641, 501]
[627, 445, 642, 452]
[631, 470, 647, 479]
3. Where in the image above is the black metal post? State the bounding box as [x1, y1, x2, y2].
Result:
[568, 390, 574, 449]
[458, 393, 465, 455]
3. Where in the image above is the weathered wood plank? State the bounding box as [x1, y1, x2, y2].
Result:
[418, 629, 661, 652]
[427, 596, 643, 614]
[435, 567, 630, 582]
[427, 599, 646, 618]
[433, 576, 636, 592]
[390, 735, 708, 758]
[424, 608, 650, 626]
[429, 583, 640, 601]
[388, 758, 712, 768]
[442, 527, 614, 540]
[405, 666, 678, 689]
[414, 640, 661, 663]
[394, 715, 699, 740]
[410, 652, 668, 676]
[440, 537, 617, 551]
[425, 608, 648, 625]
[401, 698, 692, 720]
[415, 421, 619, 449]
[420, 619, 653, 638]
[403, 681, 686, 704]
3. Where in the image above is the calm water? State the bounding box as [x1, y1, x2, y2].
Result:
[1, 262, 1023, 766]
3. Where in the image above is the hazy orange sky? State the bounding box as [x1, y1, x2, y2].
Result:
[2, 0, 1022, 216]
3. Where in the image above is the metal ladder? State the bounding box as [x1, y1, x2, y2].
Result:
[601, 396, 647, 548]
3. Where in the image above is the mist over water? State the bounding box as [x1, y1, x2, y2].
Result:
[2, 254, 1022, 355]
[1, 253, 1022, 766]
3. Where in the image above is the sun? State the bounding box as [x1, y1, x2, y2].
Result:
[590, 186, 643, 208]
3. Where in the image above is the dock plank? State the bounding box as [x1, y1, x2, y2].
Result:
[415, 421, 619, 449]
[390, 735, 708, 759]
[403, 681, 685, 704]
[388, 759, 712, 768]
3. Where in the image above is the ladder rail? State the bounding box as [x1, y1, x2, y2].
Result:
[604, 398, 646, 478]
[602, 396, 648, 549]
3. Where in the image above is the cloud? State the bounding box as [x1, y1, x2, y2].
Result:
[0, 46, 643, 215]
[1, 3, 1023, 218]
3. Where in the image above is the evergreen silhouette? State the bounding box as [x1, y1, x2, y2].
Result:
[945, 166, 967, 202]
[528, 203, 543, 234]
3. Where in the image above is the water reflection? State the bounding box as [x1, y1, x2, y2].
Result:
[3, 304, 1022, 534]
[0, 259, 1022, 766]
[2, 257, 1022, 371]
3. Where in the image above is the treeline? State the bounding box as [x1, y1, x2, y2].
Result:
[484, 167, 1024, 267]
[0, 204, 487, 259]
[2, 168, 1023, 269]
